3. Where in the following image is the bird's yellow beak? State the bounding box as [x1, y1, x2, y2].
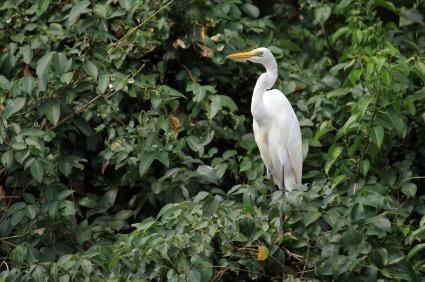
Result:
[226, 51, 254, 62]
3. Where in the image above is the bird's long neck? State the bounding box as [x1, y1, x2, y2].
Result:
[251, 60, 278, 124]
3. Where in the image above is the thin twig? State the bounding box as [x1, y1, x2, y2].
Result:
[299, 241, 310, 280]
[177, 60, 195, 82]
[108, 0, 175, 55]
[54, 90, 111, 128]
[400, 176, 425, 183]
[0, 257, 9, 272]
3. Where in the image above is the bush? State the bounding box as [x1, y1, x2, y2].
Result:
[0, 0, 424, 280]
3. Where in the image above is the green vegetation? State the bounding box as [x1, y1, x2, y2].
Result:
[1, 0, 424, 280]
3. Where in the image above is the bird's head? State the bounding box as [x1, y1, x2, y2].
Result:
[226, 47, 275, 65]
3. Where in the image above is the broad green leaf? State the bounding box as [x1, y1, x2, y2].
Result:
[83, 60, 98, 80]
[1, 150, 14, 168]
[303, 211, 322, 226]
[32, 265, 46, 282]
[414, 61, 425, 82]
[60, 72, 73, 84]
[53, 53, 72, 74]
[399, 7, 423, 27]
[139, 152, 155, 177]
[94, 4, 107, 18]
[336, 114, 358, 140]
[341, 229, 363, 248]
[207, 95, 221, 119]
[81, 259, 93, 274]
[97, 72, 109, 94]
[241, 3, 259, 18]
[36, 52, 55, 78]
[331, 26, 350, 43]
[239, 157, 252, 172]
[349, 69, 362, 85]
[401, 183, 417, 198]
[387, 110, 407, 138]
[57, 255, 75, 270]
[118, 0, 134, 10]
[0, 75, 11, 90]
[314, 5, 331, 24]
[30, 159, 44, 183]
[100, 189, 117, 210]
[407, 243, 425, 261]
[23, 76, 34, 94]
[25, 205, 37, 219]
[360, 159, 370, 176]
[371, 126, 384, 149]
[11, 210, 25, 225]
[46, 102, 61, 126]
[325, 145, 343, 174]
[66, 0, 91, 26]
[2, 97, 26, 119]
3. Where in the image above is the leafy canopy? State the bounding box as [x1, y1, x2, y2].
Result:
[0, 0, 425, 281]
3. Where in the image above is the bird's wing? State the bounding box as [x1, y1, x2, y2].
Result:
[253, 119, 272, 178]
[264, 89, 303, 188]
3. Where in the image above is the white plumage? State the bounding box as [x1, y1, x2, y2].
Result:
[227, 47, 303, 191]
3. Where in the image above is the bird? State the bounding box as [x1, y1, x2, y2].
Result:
[227, 47, 302, 191]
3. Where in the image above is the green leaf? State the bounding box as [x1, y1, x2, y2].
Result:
[58, 255, 75, 270]
[156, 151, 169, 167]
[2, 97, 26, 119]
[46, 102, 61, 126]
[207, 95, 221, 119]
[11, 210, 25, 225]
[139, 152, 155, 177]
[371, 126, 384, 149]
[25, 205, 37, 219]
[100, 189, 118, 210]
[387, 110, 407, 138]
[349, 69, 362, 85]
[360, 159, 370, 176]
[202, 196, 220, 218]
[314, 5, 331, 24]
[342, 229, 363, 248]
[81, 259, 93, 274]
[303, 211, 322, 226]
[0, 75, 11, 90]
[325, 145, 343, 174]
[37, 0, 50, 15]
[399, 7, 423, 27]
[66, 0, 91, 26]
[30, 159, 44, 183]
[241, 3, 259, 18]
[414, 61, 425, 82]
[36, 52, 55, 78]
[239, 158, 252, 172]
[401, 183, 417, 198]
[407, 243, 425, 261]
[97, 72, 109, 94]
[60, 72, 73, 85]
[53, 52, 72, 74]
[23, 76, 34, 94]
[32, 265, 46, 282]
[188, 269, 201, 282]
[83, 60, 98, 80]
[1, 150, 14, 168]
[331, 26, 350, 43]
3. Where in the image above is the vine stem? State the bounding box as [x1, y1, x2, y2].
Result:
[107, 0, 175, 55]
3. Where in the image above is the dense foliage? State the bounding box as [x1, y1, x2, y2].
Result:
[1, 0, 424, 280]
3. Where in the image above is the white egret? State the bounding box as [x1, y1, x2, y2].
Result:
[227, 47, 302, 191]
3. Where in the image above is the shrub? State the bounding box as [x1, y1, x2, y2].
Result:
[0, 0, 424, 280]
